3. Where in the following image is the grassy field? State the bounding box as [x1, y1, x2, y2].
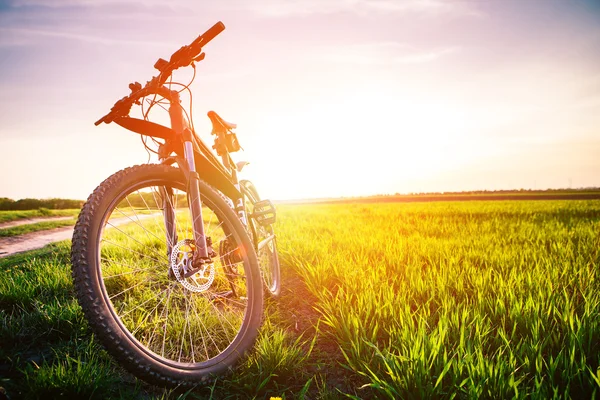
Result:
[277, 200, 600, 398]
[279, 190, 600, 206]
[0, 209, 79, 224]
[1, 200, 599, 399]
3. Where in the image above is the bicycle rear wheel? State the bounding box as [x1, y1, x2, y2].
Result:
[240, 180, 281, 297]
[71, 164, 263, 387]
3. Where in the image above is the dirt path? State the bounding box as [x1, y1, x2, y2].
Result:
[0, 216, 74, 230]
[0, 214, 162, 258]
[0, 226, 75, 257]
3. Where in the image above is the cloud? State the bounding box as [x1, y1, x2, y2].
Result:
[0, 26, 174, 47]
[1, 0, 189, 18]
[1, 27, 123, 45]
[6, 0, 169, 7]
[6, 0, 93, 6]
[0, 1, 193, 48]
[395, 47, 458, 64]
[323, 42, 459, 65]
[4, 0, 481, 17]
[365, 0, 482, 16]
[228, 0, 482, 18]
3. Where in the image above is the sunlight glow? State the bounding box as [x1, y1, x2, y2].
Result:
[0, 0, 598, 200]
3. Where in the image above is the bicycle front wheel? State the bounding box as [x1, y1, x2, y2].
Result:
[71, 164, 263, 387]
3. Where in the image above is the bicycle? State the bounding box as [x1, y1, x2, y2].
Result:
[70, 21, 281, 387]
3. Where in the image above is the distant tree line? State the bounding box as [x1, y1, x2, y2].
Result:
[392, 187, 600, 197]
[0, 197, 83, 210]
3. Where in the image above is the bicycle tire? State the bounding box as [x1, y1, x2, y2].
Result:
[71, 164, 263, 387]
[240, 179, 281, 297]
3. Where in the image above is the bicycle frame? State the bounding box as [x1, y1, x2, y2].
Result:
[133, 88, 248, 261]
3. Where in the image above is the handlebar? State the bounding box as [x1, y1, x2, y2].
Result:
[191, 21, 225, 53]
[95, 21, 226, 126]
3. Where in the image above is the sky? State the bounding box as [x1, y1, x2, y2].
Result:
[0, 0, 599, 200]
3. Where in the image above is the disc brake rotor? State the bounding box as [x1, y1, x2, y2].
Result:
[170, 239, 215, 292]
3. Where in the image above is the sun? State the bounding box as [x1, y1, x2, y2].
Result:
[237, 87, 474, 199]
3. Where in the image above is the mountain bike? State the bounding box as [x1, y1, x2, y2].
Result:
[70, 21, 280, 387]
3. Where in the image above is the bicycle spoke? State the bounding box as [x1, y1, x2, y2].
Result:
[101, 239, 166, 265]
[187, 300, 196, 363]
[201, 293, 240, 341]
[101, 258, 160, 279]
[146, 282, 174, 351]
[191, 298, 223, 355]
[120, 285, 171, 319]
[174, 188, 192, 242]
[178, 293, 191, 362]
[162, 285, 173, 358]
[192, 299, 211, 361]
[115, 202, 165, 244]
[108, 275, 154, 300]
[132, 282, 174, 337]
[163, 186, 183, 243]
[142, 189, 172, 245]
[105, 222, 168, 263]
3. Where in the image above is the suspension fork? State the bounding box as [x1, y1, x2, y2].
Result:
[166, 90, 209, 259]
[181, 128, 209, 259]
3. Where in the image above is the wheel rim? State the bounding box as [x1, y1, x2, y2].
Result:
[95, 178, 252, 368]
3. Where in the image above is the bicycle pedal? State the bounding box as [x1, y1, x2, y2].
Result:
[250, 199, 276, 226]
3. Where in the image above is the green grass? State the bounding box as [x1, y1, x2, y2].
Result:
[0, 200, 598, 399]
[276, 200, 600, 399]
[0, 208, 79, 224]
[0, 242, 314, 399]
[0, 243, 137, 399]
[0, 219, 77, 237]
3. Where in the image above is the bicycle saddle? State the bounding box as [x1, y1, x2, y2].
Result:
[208, 110, 237, 133]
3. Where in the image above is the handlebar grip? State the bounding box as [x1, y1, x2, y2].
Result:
[193, 21, 225, 48]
